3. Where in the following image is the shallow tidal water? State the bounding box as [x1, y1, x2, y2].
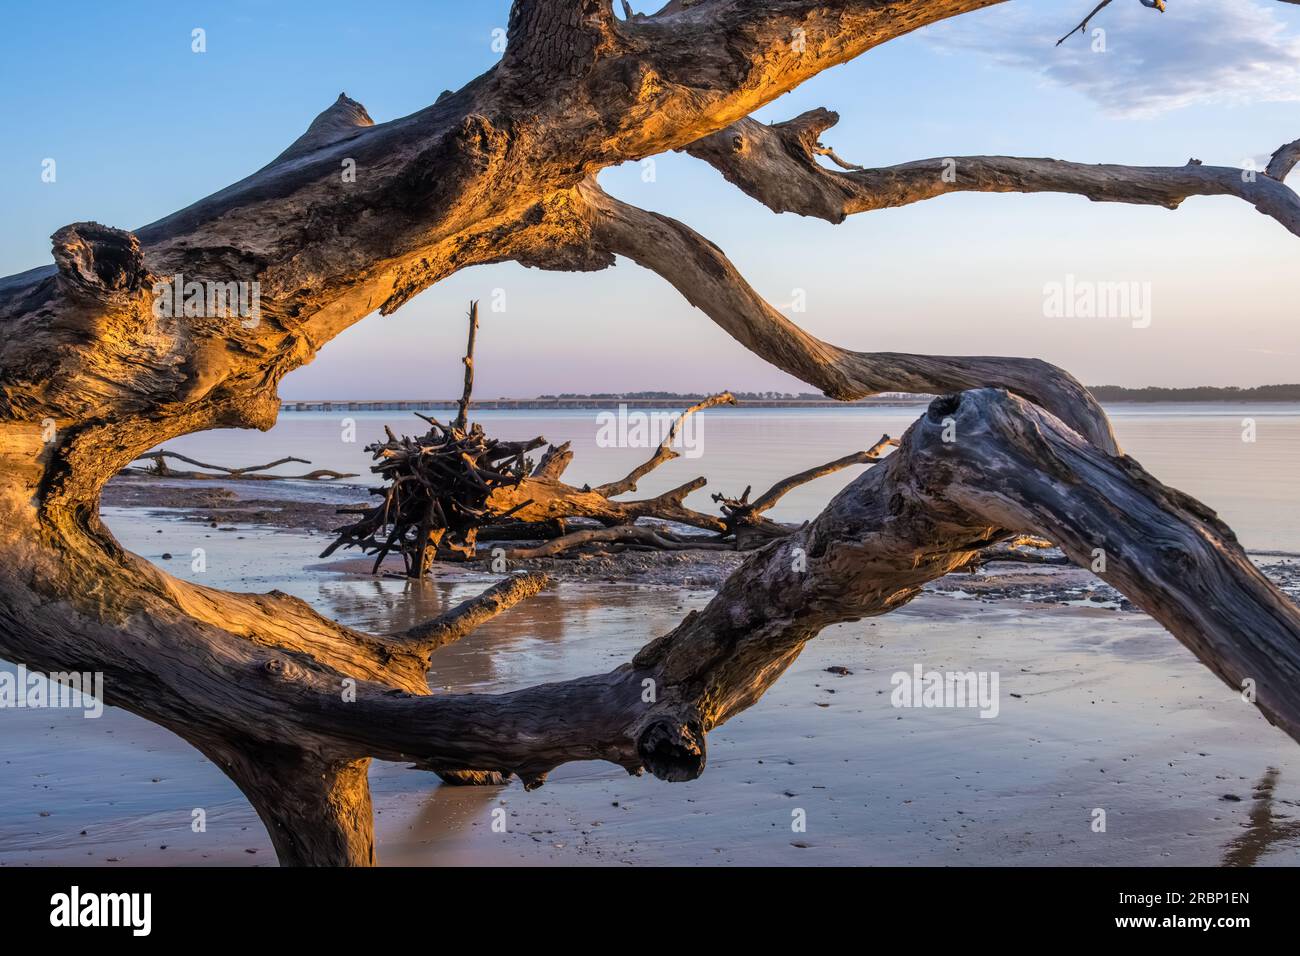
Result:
[142, 402, 1300, 552]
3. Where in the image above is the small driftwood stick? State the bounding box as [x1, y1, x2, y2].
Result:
[401, 572, 552, 650]
[594, 392, 735, 498]
[127, 450, 358, 481]
[711, 435, 897, 546]
[453, 301, 478, 433]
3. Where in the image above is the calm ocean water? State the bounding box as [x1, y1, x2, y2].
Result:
[143, 403, 1300, 553]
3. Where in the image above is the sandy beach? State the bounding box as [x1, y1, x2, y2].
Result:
[2, 475, 1298, 867]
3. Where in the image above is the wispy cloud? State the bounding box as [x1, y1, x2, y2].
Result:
[923, 0, 1300, 118]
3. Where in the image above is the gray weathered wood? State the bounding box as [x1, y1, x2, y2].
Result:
[2, 0, 1298, 866]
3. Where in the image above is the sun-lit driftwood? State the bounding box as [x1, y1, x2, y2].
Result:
[321, 370, 726, 572]
[681, 108, 1300, 238]
[475, 390, 736, 538]
[321, 415, 547, 574]
[591, 392, 737, 497]
[125, 450, 358, 481]
[233, 390, 1300, 795]
[3, 0, 1300, 868]
[572, 180, 1121, 453]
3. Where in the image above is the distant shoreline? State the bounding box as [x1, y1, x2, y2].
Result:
[280, 385, 1300, 412]
[279, 397, 932, 412]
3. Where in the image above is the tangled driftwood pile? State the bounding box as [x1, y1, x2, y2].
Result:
[322, 304, 897, 576]
[322, 414, 549, 575]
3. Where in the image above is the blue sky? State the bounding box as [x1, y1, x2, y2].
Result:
[2, 0, 1298, 398]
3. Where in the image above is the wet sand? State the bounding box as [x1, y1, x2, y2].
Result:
[3, 480, 1300, 866]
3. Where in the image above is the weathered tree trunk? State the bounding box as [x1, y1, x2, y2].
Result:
[218, 750, 377, 867]
[2, 0, 1299, 866]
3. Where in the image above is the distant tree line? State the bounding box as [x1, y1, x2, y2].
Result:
[1088, 384, 1300, 403]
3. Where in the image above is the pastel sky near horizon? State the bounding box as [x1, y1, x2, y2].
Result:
[1, 0, 1298, 399]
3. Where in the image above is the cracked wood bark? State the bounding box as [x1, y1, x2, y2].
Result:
[2, 0, 1298, 866]
[485, 473, 724, 532]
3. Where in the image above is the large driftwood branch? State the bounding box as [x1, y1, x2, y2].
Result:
[484, 471, 723, 532]
[245, 390, 1300, 788]
[324, 391, 745, 575]
[491, 436, 889, 558]
[3, 0, 1299, 867]
[575, 180, 1119, 452]
[0, 1, 996, 428]
[682, 108, 1300, 237]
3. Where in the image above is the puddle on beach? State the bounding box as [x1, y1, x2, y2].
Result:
[2, 507, 1300, 867]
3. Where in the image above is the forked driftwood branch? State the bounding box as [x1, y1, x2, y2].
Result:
[2, 0, 1299, 867]
[711, 434, 899, 547]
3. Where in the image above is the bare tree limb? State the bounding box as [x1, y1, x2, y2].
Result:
[682, 109, 1300, 236]
[745, 435, 897, 517]
[453, 301, 479, 432]
[127, 450, 358, 481]
[593, 391, 735, 497]
[1056, 0, 1119, 47]
[576, 180, 1119, 452]
[4, 0, 1298, 868]
[710, 436, 898, 547]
